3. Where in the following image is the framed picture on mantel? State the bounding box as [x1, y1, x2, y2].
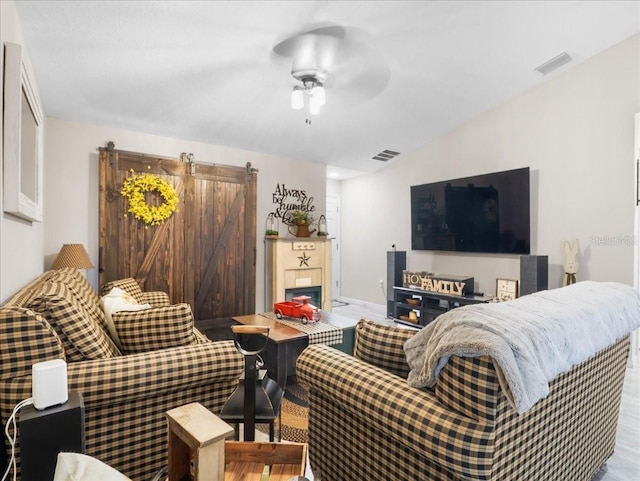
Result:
[496, 278, 518, 301]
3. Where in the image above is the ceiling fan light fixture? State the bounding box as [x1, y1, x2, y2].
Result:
[290, 77, 326, 115]
[291, 87, 304, 110]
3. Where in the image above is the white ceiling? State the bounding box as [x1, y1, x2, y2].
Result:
[13, 1, 640, 178]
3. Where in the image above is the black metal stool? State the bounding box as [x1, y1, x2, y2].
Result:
[219, 325, 284, 442]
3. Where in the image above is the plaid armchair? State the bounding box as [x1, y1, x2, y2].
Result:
[0, 268, 243, 481]
[297, 319, 630, 481]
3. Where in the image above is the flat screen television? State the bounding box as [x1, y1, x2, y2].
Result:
[411, 167, 530, 254]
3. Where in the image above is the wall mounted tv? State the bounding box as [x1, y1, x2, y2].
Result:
[411, 167, 530, 254]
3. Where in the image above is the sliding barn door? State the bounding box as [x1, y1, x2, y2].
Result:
[99, 146, 256, 320]
[186, 163, 257, 320]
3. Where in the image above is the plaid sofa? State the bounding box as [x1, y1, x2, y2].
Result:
[297, 319, 630, 481]
[0, 268, 243, 480]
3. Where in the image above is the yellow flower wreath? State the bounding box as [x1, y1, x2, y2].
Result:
[120, 171, 179, 226]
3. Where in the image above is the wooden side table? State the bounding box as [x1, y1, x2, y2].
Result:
[166, 402, 234, 481]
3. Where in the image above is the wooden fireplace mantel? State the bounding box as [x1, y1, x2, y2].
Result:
[264, 237, 332, 312]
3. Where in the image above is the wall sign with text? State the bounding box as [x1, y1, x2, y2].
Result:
[271, 183, 316, 225]
[402, 271, 468, 296]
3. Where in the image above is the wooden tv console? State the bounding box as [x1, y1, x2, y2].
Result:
[393, 286, 490, 328]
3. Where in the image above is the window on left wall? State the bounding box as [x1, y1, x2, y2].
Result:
[3, 42, 43, 222]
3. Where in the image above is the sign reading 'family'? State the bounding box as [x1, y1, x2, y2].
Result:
[271, 183, 315, 224]
[403, 271, 466, 296]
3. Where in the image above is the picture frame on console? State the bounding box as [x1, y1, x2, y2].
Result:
[496, 278, 518, 301]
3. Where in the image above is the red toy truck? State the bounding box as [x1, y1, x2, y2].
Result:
[274, 296, 321, 324]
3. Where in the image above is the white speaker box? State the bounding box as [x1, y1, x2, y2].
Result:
[32, 359, 68, 410]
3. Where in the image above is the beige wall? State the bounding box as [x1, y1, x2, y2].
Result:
[340, 34, 640, 304]
[0, 0, 46, 302]
[42, 118, 327, 312]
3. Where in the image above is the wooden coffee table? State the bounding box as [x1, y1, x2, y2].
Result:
[232, 312, 358, 388]
[232, 314, 309, 389]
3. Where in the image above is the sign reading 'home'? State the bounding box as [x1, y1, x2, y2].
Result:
[402, 271, 474, 296]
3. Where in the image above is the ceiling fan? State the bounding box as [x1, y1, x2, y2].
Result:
[272, 24, 390, 116]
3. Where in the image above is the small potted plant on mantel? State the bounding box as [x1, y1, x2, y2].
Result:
[288, 210, 316, 238]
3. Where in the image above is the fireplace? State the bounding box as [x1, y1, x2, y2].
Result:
[285, 286, 322, 307]
[264, 238, 332, 312]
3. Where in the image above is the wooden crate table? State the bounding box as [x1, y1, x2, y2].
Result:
[225, 441, 307, 481]
[166, 402, 306, 481]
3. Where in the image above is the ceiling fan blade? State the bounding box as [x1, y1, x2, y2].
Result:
[326, 39, 391, 104]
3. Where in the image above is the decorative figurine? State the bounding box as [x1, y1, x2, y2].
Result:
[562, 239, 579, 286]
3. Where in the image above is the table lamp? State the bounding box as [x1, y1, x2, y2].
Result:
[51, 244, 94, 270]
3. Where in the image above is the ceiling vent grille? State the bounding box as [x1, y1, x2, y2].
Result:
[372, 149, 400, 162]
[535, 52, 572, 75]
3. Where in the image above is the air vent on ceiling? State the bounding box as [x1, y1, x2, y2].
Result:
[372, 149, 400, 162]
[535, 52, 572, 75]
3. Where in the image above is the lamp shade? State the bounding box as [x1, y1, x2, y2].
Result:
[311, 84, 326, 106]
[308, 98, 321, 115]
[51, 244, 94, 269]
[291, 87, 304, 110]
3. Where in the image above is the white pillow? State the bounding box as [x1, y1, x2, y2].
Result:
[54, 453, 131, 481]
[99, 287, 151, 351]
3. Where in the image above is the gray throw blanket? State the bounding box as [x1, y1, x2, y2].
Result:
[404, 281, 640, 414]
